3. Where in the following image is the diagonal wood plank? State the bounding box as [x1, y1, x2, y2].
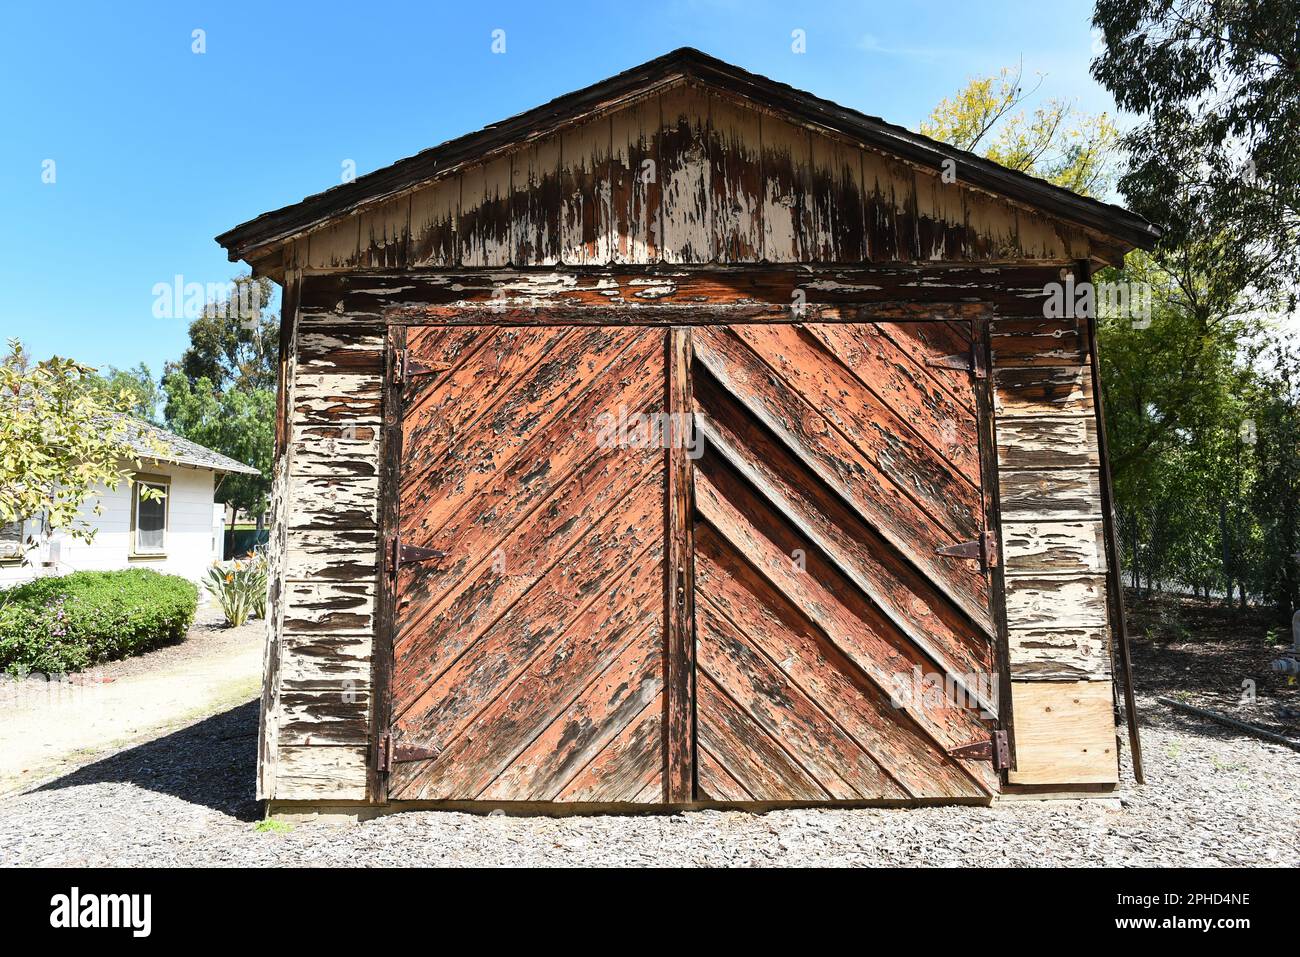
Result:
[481, 626, 663, 800]
[694, 460, 996, 790]
[696, 671, 828, 802]
[556, 696, 664, 803]
[805, 322, 980, 484]
[692, 326, 991, 622]
[698, 599, 905, 800]
[730, 323, 982, 540]
[695, 535, 987, 797]
[392, 460, 663, 718]
[696, 394, 994, 653]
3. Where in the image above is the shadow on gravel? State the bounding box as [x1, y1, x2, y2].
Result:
[32, 699, 261, 821]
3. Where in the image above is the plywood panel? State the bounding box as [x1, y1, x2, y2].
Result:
[1007, 681, 1118, 784]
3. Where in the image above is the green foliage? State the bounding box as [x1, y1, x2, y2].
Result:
[84, 363, 162, 424]
[0, 569, 198, 675]
[1092, 0, 1300, 298]
[164, 373, 273, 519]
[926, 54, 1300, 617]
[174, 275, 278, 393]
[202, 550, 268, 628]
[0, 340, 163, 553]
[163, 275, 277, 520]
[1098, 252, 1300, 611]
[253, 818, 293, 834]
[920, 63, 1119, 198]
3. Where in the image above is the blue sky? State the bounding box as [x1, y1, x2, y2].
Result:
[1, 0, 1113, 374]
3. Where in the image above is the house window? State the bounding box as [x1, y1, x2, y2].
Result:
[131, 476, 170, 556]
[0, 518, 27, 561]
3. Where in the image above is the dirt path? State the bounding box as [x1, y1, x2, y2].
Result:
[0, 607, 263, 795]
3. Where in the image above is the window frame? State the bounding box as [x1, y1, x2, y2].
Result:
[0, 516, 30, 563]
[129, 473, 171, 559]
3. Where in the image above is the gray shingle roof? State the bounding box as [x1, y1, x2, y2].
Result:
[115, 415, 260, 476]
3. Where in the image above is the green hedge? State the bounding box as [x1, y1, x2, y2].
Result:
[0, 569, 199, 675]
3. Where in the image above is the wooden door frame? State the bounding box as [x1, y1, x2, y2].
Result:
[372, 308, 1011, 803]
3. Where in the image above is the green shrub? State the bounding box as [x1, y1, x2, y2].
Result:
[202, 549, 268, 627]
[0, 568, 198, 675]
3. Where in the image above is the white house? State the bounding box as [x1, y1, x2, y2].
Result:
[0, 417, 260, 587]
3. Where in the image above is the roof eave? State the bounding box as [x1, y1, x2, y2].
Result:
[216, 47, 1161, 264]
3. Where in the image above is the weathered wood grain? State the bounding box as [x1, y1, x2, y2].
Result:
[1003, 575, 1109, 629]
[708, 92, 762, 262]
[512, 134, 562, 266]
[665, 327, 695, 803]
[1007, 627, 1111, 681]
[694, 530, 986, 798]
[995, 366, 1095, 417]
[997, 417, 1100, 469]
[388, 326, 667, 803]
[610, 95, 662, 264]
[999, 467, 1103, 519]
[1001, 519, 1107, 575]
[698, 599, 903, 799]
[692, 325, 991, 625]
[274, 747, 369, 801]
[283, 581, 375, 634]
[990, 318, 1087, 367]
[659, 84, 713, 263]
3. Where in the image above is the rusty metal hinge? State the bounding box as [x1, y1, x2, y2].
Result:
[926, 341, 988, 379]
[386, 536, 447, 576]
[950, 730, 1011, 769]
[376, 733, 442, 773]
[935, 529, 999, 567]
[392, 349, 448, 386]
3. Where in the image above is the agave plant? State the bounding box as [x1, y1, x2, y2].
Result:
[203, 549, 269, 627]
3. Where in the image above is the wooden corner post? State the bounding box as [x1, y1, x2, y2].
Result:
[1079, 258, 1144, 784]
[665, 327, 696, 804]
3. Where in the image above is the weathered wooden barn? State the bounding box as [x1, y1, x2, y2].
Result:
[217, 49, 1157, 812]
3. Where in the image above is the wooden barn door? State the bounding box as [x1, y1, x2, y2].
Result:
[384, 318, 1004, 805]
[689, 321, 1004, 801]
[386, 325, 668, 803]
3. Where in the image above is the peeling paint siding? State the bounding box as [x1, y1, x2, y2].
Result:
[296, 87, 1099, 273]
[990, 297, 1117, 784]
[267, 304, 384, 801]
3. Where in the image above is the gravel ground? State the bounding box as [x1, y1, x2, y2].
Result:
[0, 688, 1294, 867]
[2, 591, 1297, 867]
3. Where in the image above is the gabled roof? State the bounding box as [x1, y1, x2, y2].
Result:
[216, 47, 1160, 264]
[116, 415, 260, 476]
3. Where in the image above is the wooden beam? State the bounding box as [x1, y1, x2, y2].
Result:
[369, 324, 404, 801]
[664, 327, 696, 803]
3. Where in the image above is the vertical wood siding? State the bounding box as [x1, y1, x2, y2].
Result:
[286, 85, 1097, 273]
